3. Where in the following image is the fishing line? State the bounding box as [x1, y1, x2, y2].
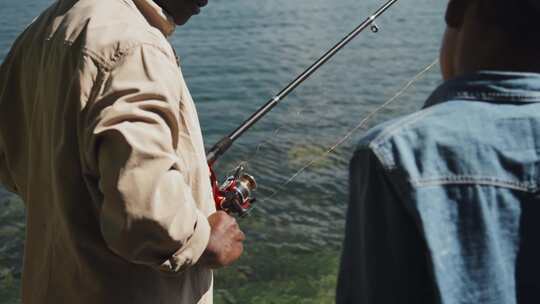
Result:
[222, 98, 334, 174]
[209, 0, 438, 217]
[243, 58, 439, 214]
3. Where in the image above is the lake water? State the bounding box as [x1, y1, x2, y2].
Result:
[0, 0, 446, 302]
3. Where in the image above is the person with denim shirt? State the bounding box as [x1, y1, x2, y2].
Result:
[337, 1, 540, 303]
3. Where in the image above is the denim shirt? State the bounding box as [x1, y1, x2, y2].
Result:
[337, 71, 540, 304]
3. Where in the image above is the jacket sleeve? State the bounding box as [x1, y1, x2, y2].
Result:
[82, 44, 210, 273]
[336, 148, 435, 303]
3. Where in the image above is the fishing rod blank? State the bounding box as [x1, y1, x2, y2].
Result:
[207, 0, 399, 165]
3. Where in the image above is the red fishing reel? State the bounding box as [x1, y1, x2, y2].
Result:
[210, 165, 257, 217]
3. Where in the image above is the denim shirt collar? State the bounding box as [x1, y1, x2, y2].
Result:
[424, 71, 540, 109]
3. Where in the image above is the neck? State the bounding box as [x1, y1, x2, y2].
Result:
[152, 0, 167, 12]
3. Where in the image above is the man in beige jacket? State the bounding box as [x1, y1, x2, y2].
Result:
[0, 0, 245, 303]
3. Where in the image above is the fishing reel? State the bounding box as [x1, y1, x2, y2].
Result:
[210, 165, 257, 217]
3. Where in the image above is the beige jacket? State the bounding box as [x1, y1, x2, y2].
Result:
[0, 0, 215, 303]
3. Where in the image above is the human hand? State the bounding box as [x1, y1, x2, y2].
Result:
[199, 211, 245, 269]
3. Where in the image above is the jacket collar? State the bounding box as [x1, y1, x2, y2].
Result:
[131, 0, 176, 37]
[424, 71, 540, 108]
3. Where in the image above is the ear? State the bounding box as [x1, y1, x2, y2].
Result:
[440, 28, 459, 80]
[445, 0, 471, 28]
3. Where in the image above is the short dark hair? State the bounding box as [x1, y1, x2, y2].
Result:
[475, 0, 539, 32]
[447, 0, 540, 47]
[478, 0, 540, 48]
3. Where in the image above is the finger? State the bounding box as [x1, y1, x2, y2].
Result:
[235, 242, 244, 258]
[225, 217, 239, 230]
[208, 210, 229, 225]
[215, 210, 230, 219]
[235, 229, 246, 241]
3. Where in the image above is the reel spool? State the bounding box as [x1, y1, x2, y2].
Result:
[210, 165, 257, 217]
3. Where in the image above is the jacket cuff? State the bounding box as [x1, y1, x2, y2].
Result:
[159, 210, 211, 274]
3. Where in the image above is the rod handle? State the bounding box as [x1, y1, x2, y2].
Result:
[206, 137, 233, 165]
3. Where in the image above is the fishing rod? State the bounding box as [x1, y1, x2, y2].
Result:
[208, 0, 399, 216]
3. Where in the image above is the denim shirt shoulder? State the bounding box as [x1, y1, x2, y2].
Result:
[358, 71, 540, 193]
[354, 71, 540, 304]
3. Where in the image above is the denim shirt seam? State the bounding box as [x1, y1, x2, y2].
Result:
[410, 175, 538, 193]
[453, 91, 540, 103]
[372, 107, 436, 148]
[369, 144, 395, 171]
[369, 108, 437, 170]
